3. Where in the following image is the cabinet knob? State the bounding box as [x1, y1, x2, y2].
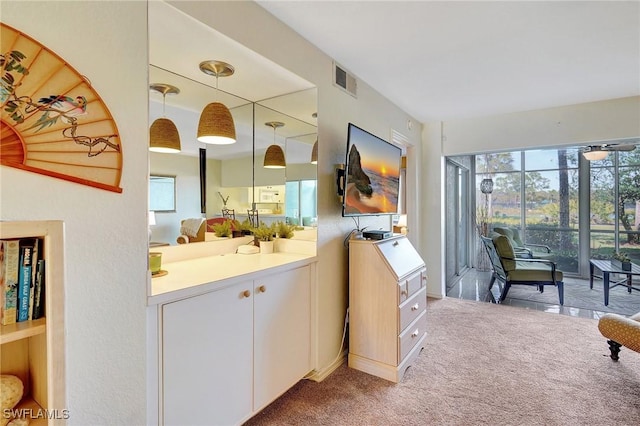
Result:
[411, 329, 420, 338]
[242, 290, 251, 298]
[258, 285, 266, 293]
[411, 303, 420, 311]
[393, 241, 399, 247]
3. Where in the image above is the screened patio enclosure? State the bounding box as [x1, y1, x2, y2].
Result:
[445, 140, 640, 282]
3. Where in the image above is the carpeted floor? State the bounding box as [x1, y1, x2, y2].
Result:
[245, 297, 640, 426]
[504, 278, 640, 316]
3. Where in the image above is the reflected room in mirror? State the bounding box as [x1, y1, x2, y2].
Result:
[148, 0, 317, 245]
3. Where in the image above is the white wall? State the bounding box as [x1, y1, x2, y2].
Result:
[169, 0, 423, 376]
[1, 2, 147, 425]
[443, 96, 640, 155]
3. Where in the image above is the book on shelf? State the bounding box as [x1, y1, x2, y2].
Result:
[28, 238, 40, 320]
[1, 239, 20, 325]
[32, 259, 45, 320]
[17, 238, 37, 322]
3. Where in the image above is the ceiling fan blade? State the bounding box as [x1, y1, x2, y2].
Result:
[604, 144, 637, 151]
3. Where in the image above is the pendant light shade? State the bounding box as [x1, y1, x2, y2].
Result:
[150, 118, 181, 153]
[149, 83, 181, 153]
[197, 60, 236, 145]
[264, 145, 286, 168]
[264, 121, 286, 169]
[197, 102, 236, 145]
[310, 139, 318, 164]
[582, 148, 609, 161]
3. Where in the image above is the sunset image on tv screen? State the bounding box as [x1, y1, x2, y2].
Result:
[345, 125, 400, 215]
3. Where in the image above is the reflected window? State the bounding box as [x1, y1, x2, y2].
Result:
[285, 180, 317, 226]
[150, 175, 176, 212]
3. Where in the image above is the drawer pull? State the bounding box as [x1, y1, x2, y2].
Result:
[411, 329, 420, 338]
[393, 241, 399, 247]
[242, 290, 251, 298]
[411, 303, 420, 311]
[258, 285, 266, 293]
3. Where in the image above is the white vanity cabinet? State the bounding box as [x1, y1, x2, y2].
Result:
[348, 235, 427, 383]
[161, 265, 312, 425]
[253, 266, 311, 411]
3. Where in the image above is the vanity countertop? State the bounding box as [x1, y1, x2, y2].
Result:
[148, 251, 316, 305]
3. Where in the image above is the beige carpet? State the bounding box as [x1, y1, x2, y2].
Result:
[245, 297, 640, 426]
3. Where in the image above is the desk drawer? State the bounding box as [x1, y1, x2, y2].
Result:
[399, 287, 426, 332]
[399, 269, 426, 302]
[398, 311, 427, 361]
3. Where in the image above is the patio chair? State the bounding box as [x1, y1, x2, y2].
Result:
[480, 234, 564, 305]
[493, 227, 554, 260]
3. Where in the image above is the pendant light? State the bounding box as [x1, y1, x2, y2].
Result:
[310, 112, 318, 164]
[310, 139, 318, 164]
[264, 121, 286, 169]
[197, 60, 236, 145]
[149, 83, 181, 153]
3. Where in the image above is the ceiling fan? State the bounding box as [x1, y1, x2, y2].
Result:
[582, 143, 636, 161]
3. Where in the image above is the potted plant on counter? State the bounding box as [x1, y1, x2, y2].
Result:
[611, 251, 632, 271]
[230, 220, 244, 238]
[212, 219, 232, 238]
[238, 218, 253, 236]
[276, 221, 295, 239]
[252, 222, 276, 253]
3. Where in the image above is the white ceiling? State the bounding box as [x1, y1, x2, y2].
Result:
[257, 1, 640, 123]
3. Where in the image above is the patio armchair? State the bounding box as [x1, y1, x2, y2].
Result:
[598, 311, 640, 361]
[493, 227, 554, 260]
[480, 233, 564, 305]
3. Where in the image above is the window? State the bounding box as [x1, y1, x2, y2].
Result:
[473, 143, 640, 276]
[149, 175, 176, 212]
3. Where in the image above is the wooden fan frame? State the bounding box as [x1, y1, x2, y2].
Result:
[1, 22, 123, 193]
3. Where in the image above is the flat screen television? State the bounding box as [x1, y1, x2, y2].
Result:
[342, 123, 402, 216]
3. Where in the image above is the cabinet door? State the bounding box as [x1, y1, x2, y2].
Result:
[162, 282, 253, 426]
[253, 266, 311, 411]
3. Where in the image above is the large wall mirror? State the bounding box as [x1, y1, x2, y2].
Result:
[148, 1, 317, 245]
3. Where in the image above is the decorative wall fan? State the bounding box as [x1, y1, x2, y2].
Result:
[582, 143, 636, 161]
[1, 23, 122, 193]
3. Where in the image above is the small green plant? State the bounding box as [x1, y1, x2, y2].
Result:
[237, 218, 253, 233]
[252, 222, 276, 242]
[276, 221, 295, 239]
[612, 250, 631, 262]
[212, 219, 232, 237]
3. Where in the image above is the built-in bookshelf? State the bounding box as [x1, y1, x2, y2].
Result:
[0, 221, 65, 425]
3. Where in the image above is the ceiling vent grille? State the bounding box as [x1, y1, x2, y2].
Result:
[333, 61, 357, 98]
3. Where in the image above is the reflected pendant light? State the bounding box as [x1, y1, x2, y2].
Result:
[149, 83, 181, 153]
[310, 139, 318, 164]
[197, 60, 236, 145]
[264, 121, 286, 169]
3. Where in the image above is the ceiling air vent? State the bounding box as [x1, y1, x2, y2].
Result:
[333, 61, 357, 98]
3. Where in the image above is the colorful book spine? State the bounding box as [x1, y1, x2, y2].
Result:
[17, 239, 36, 322]
[28, 238, 40, 320]
[1, 239, 20, 325]
[32, 259, 45, 320]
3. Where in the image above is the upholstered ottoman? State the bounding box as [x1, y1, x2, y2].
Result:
[598, 311, 640, 360]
